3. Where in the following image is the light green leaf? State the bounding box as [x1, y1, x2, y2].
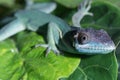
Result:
[0, 40, 24, 80]
[0, 0, 14, 6]
[0, 31, 80, 80]
[15, 32, 80, 80]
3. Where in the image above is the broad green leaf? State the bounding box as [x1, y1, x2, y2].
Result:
[80, 53, 118, 80]
[83, 66, 113, 80]
[14, 32, 80, 80]
[60, 67, 87, 80]
[63, 53, 118, 80]
[0, 31, 80, 80]
[0, 40, 24, 80]
[93, 0, 120, 8]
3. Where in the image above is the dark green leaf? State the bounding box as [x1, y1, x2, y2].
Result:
[55, 0, 82, 8]
[63, 53, 118, 80]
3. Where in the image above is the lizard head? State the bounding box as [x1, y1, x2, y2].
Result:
[74, 28, 116, 54]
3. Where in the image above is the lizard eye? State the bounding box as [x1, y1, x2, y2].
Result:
[77, 33, 89, 44]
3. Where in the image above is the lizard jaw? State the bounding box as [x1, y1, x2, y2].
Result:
[75, 43, 116, 54]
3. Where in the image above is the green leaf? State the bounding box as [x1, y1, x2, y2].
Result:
[93, 0, 120, 8]
[0, 32, 80, 80]
[63, 67, 87, 80]
[0, 40, 24, 80]
[63, 53, 118, 80]
[80, 53, 118, 80]
[83, 66, 113, 80]
[0, 0, 14, 6]
[15, 32, 80, 80]
[55, 0, 82, 8]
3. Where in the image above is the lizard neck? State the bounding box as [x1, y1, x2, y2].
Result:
[58, 29, 79, 54]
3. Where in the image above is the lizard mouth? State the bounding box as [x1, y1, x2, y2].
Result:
[75, 43, 116, 54]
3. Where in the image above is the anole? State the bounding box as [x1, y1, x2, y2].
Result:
[0, 0, 115, 55]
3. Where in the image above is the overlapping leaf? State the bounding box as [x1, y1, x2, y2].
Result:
[0, 31, 80, 80]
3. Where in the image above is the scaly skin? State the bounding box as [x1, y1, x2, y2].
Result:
[0, 0, 115, 55]
[73, 28, 115, 54]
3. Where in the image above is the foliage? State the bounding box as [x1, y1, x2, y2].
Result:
[0, 0, 119, 80]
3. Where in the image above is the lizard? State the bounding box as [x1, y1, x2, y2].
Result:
[0, 0, 115, 55]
